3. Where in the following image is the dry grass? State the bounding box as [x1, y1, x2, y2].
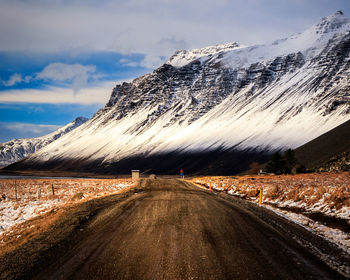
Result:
[192, 172, 350, 218]
[0, 178, 136, 239]
[0, 178, 134, 202]
[0, 203, 68, 254]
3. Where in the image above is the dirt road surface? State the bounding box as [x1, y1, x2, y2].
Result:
[2, 179, 349, 279]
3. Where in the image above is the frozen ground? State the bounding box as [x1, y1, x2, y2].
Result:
[0, 178, 134, 237]
[192, 172, 350, 251]
[264, 204, 350, 252]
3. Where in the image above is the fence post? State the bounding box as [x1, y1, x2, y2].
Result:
[15, 181, 18, 201]
[51, 184, 55, 197]
[37, 187, 41, 200]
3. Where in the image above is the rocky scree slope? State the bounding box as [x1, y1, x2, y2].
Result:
[7, 11, 350, 174]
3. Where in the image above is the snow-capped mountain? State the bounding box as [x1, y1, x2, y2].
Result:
[0, 117, 88, 167]
[167, 42, 241, 67]
[7, 11, 350, 174]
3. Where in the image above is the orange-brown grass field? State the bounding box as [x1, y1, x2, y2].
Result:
[191, 172, 350, 249]
[0, 178, 135, 238]
[192, 172, 350, 215]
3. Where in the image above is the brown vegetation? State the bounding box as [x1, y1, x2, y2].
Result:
[0, 178, 134, 203]
[192, 172, 350, 215]
[0, 178, 135, 242]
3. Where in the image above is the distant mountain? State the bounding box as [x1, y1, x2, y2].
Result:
[295, 118, 350, 170]
[0, 117, 88, 167]
[6, 11, 350, 175]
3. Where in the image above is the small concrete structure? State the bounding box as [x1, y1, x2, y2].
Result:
[132, 170, 140, 180]
[258, 169, 267, 175]
[149, 174, 156, 179]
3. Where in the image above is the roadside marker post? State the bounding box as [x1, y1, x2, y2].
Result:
[259, 187, 263, 206]
[37, 187, 41, 200]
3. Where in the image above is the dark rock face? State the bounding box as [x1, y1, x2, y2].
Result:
[97, 31, 350, 137]
[97, 51, 307, 135]
[308, 33, 350, 113]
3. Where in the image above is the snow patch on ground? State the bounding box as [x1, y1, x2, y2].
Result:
[264, 204, 350, 253]
[0, 178, 134, 237]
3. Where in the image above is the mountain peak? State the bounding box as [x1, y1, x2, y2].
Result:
[315, 10, 349, 34]
[167, 42, 241, 67]
[322, 10, 345, 21]
[335, 10, 344, 16]
[74, 116, 89, 124]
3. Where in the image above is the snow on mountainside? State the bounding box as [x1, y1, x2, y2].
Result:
[167, 42, 241, 67]
[0, 117, 88, 167]
[7, 11, 350, 174]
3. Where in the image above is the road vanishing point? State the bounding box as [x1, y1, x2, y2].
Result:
[3, 179, 349, 280]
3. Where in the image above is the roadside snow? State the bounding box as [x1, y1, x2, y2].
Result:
[0, 178, 134, 236]
[193, 172, 350, 251]
[0, 200, 61, 234]
[264, 204, 350, 253]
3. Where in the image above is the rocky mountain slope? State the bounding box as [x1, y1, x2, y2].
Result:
[0, 117, 88, 167]
[320, 151, 350, 172]
[6, 11, 350, 175]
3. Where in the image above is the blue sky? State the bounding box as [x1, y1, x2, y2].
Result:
[1, 0, 350, 142]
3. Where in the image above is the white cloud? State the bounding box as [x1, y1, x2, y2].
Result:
[1, 122, 61, 136]
[2, 63, 97, 92]
[0, 81, 118, 105]
[139, 54, 166, 69]
[0, 121, 62, 142]
[119, 37, 188, 68]
[36, 63, 96, 92]
[119, 58, 139, 67]
[24, 75, 32, 83]
[2, 73, 23, 86]
[0, 0, 339, 70]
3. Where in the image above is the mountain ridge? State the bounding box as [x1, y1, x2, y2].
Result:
[5, 11, 350, 175]
[0, 117, 88, 168]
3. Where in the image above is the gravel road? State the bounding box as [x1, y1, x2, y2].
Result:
[2, 179, 349, 279]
